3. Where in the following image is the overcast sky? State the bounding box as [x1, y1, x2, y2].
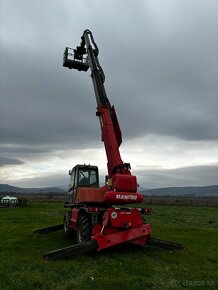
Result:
[0, 0, 218, 189]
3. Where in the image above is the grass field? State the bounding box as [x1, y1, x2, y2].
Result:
[0, 202, 217, 290]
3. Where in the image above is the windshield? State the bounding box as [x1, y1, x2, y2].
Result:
[78, 168, 98, 187]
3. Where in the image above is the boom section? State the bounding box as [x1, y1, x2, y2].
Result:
[63, 29, 131, 178]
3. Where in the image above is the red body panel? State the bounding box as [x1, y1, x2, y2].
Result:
[90, 208, 152, 250]
[71, 208, 79, 231]
[112, 174, 137, 192]
[107, 208, 143, 228]
[93, 224, 151, 250]
[75, 187, 106, 203]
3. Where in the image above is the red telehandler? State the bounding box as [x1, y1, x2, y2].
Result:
[36, 30, 183, 260]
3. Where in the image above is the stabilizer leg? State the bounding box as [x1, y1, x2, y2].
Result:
[33, 224, 63, 234]
[43, 240, 98, 260]
[147, 237, 184, 250]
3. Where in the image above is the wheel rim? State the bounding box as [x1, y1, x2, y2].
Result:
[77, 226, 82, 243]
[77, 223, 82, 243]
[64, 219, 67, 233]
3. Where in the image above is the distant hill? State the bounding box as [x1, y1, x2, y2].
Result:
[0, 184, 65, 194]
[1, 183, 218, 197]
[141, 185, 218, 197]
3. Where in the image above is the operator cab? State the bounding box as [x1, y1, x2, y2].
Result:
[68, 164, 99, 195]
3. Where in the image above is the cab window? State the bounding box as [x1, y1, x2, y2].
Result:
[78, 168, 98, 187]
[90, 170, 97, 186]
[68, 168, 75, 190]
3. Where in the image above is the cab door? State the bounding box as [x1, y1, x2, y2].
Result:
[68, 168, 78, 203]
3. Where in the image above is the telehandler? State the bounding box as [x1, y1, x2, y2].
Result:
[36, 30, 183, 260]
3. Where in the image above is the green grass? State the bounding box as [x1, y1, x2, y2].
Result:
[0, 202, 217, 290]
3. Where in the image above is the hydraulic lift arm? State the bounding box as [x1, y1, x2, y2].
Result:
[64, 29, 130, 179]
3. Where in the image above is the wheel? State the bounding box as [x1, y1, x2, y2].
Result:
[77, 214, 91, 243]
[64, 211, 73, 238]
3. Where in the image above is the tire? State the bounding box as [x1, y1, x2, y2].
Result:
[64, 211, 73, 238]
[77, 214, 91, 243]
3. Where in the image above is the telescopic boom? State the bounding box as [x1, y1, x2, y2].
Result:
[63, 29, 131, 179]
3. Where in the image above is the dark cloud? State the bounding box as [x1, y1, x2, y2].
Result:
[1, 0, 217, 149]
[137, 165, 218, 188]
[0, 144, 49, 154]
[0, 156, 24, 165]
[0, 0, 218, 186]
